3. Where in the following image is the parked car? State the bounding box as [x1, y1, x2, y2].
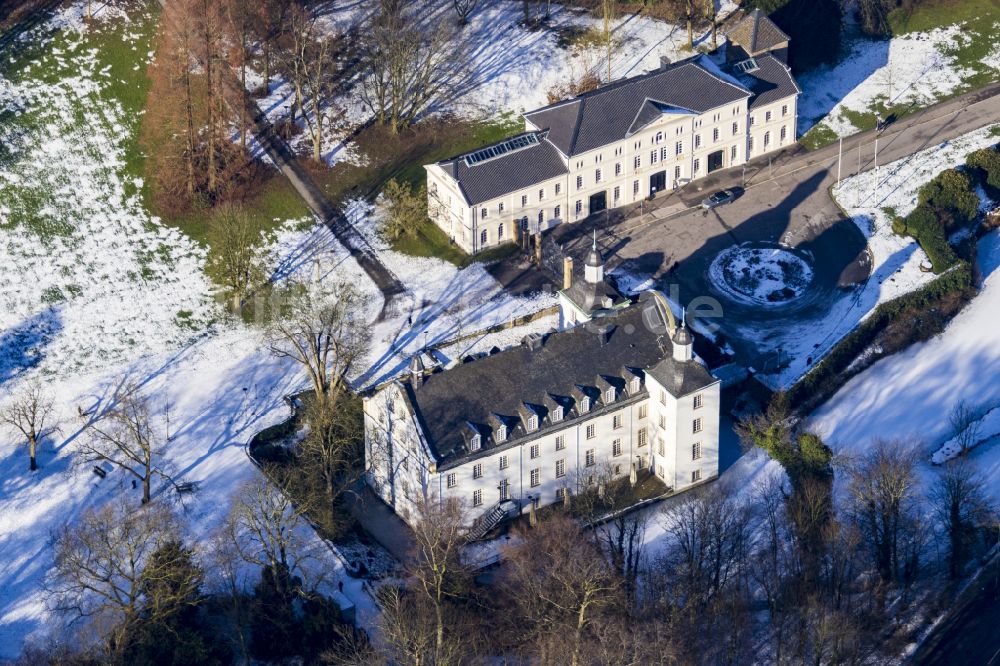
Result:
[701, 189, 736, 209]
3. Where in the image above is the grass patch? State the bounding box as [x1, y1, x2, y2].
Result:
[889, 0, 1000, 35]
[390, 219, 467, 265]
[800, 123, 840, 150]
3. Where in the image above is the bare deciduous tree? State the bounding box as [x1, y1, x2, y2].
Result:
[847, 440, 921, 586]
[949, 400, 982, 455]
[51, 501, 187, 660]
[453, 0, 478, 25]
[206, 204, 267, 312]
[600, 0, 615, 83]
[407, 496, 471, 661]
[227, 472, 323, 598]
[298, 394, 363, 518]
[932, 460, 995, 580]
[360, 2, 464, 134]
[81, 385, 170, 504]
[503, 514, 620, 666]
[377, 178, 427, 241]
[267, 280, 367, 402]
[1, 381, 56, 471]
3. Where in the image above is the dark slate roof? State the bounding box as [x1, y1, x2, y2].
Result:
[561, 277, 629, 317]
[725, 9, 789, 54]
[646, 355, 717, 398]
[401, 302, 717, 467]
[523, 60, 750, 156]
[743, 54, 800, 110]
[438, 131, 569, 205]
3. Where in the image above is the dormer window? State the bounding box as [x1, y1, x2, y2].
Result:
[605, 388, 615, 403]
[631, 378, 640, 393]
[553, 406, 563, 422]
[580, 397, 590, 413]
[496, 425, 507, 442]
[528, 415, 538, 431]
[470, 434, 481, 451]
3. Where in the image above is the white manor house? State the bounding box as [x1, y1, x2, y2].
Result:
[424, 10, 799, 254]
[363, 245, 721, 533]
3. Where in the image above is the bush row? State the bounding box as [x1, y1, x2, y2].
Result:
[787, 263, 976, 414]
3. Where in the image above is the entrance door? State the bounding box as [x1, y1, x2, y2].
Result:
[588, 191, 607, 215]
[649, 170, 666, 197]
[707, 150, 724, 173]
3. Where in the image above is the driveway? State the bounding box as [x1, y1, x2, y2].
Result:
[545, 82, 1000, 375]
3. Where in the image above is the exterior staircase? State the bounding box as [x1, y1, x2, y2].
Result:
[466, 499, 517, 542]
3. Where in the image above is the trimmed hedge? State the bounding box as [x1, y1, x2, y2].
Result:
[917, 168, 979, 230]
[966, 146, 1000, 192]
[787, 262, 975, 414]
[896, 204, 958, 272]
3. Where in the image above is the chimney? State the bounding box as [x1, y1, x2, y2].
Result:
[660, 55, 671, 70]
[563, 256, 574, 290]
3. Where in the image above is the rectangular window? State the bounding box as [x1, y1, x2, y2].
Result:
[595, 168, 602, 183]
[660, 147, 668, 161]
[656, 464, 664, 479]
[446, 473, 456, 488]
[585, 449, 596, 466]
[614, 463, 622, 476]
[658, 414, 666, 430]
[693, 158, 700, 173]
[674, 165, 681, 180]
[766, 111, 772, 122]
[613, 414, 623, 429]
[576, 175, 583, 189]
[613, 186, 620, 202]
[634, 156, 641, 169]
[555, 435, 566, 451]
[693, 418, 703, 434]
[556, 487, 567, 501]
[499, 479, 509, 500]
[498, 202, 504, 213]
[659, 390, 667, 406]
[633, 180, 639, 195]
[538, 188, 545, 200]
[675, 141, 683, 155]
[586, 424, 595, 439]
[692, 442, 702, 460]
[731, 145, 737, 161]
[732, 121, 738, 135]
[780, 125, 787, 142]
[750, 116, 756, 126]
[530, 444, 539, 460]
[749, 137, 755, 152]
[612, 439, 622, 457]
[638, 404, 648, 419]
[692, 469, 702, 483]
[693, 394, 703, 409]
[521, 195, 528, 207]
[615, 162, 622, 176]
[575, 200, 582, 215]
[713, 128, 719, 142]
[473, 463, 482, 479]
[530, 468, 540, 487]
[694, 134, 701, 148]
[499, 455, 508, 470]
[554, 205, 561, 219]
[556, 459, 565, 478]
[473, 489, 483, 506]
[637, 428, 648, 447]
[782, 104, 788, 116]
[555, 183, 561, 195]
[650, 150, 658, 164]
[764, 131, 771, 147]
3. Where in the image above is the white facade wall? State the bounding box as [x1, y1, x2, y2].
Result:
[365, 379, 722, 528]
[426, 88, 798, 254]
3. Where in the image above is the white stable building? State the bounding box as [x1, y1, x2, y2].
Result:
[363, 248, 721, 533]
[423, 10, 799, 254]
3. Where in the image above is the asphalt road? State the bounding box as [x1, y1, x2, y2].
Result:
[911, 551, 1000, 666]
[549, 82, 1000, 374]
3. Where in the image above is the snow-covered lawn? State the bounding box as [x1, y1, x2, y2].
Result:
[754, 123, 1000, 389]
[809, 226, 1000, 505]
[709, 244, 814, 307]
[0, 3, 556, 657]
[250, 0, 739, 166]
[799, 11, 1000, 142]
